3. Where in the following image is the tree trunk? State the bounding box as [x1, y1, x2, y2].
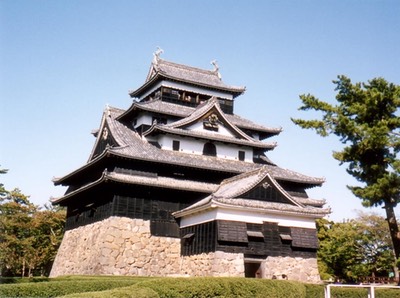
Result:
[384, 201, 400, 273]
[22, 258, 25, 278]
[394, 262, 399, 282]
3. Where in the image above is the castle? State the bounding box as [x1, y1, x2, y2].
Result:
[50, 51, 330, 282]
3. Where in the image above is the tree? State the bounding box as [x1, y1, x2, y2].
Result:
[355, 212, 395, 278]
[316, 218, 360, 281]
[292, 76, 400, 266]
[0, 188, 37, 277]
[317, 213, 395, 282]
[0, 168, 65, 276]
[30, 204, 66, 276]
[0, 166, 8, 197]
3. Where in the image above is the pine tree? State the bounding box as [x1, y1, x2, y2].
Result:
[292, 76, 400, 268]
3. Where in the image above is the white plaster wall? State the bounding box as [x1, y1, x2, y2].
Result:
[179, 207, 317, 229]
[216, 144, 252, 162]
[157, 134, 253, 162]
[133, 114, 153, 128]
[189, 122, 233, 137]
[252, 133, 260, 140]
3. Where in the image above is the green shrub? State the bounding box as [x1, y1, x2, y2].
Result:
[60, 285, 159, 298]
[0, 276, 50, 284]
[303, 283, 325, 298]
[376, 288, 400, 298]
[328, 285, 400, 298]
[132, 277, 307, 298]
[330, 286, 370, 298]
[0, 279, 138, 297]
[6, 276, 398, 298]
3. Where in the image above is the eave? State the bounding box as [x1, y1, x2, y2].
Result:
[52, 170, 220, 205]
[116, 99, 281, 138]
[173, 196, 330, 219]
[52, 149, 110, 186]
[173, 168, 329, 219]
[129, 72, 245, 99]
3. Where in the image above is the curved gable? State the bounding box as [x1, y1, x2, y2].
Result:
[167, 97, 255, 141]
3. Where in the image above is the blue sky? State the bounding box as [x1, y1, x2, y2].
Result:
[1, 1, 399, 221]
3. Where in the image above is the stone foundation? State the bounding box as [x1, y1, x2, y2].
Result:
[50, 217, 182, 277]
[50, 217, 319, 283]
[180, 251, 244, 277]
[262, 256, 321, 283]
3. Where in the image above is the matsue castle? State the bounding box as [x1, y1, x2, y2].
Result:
[50, 50, 330, 282]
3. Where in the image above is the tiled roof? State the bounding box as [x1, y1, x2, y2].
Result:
[108, 172, 218, 193]
[173, 167, 330, 218]
[164, 97, 260, 141]
[52, 171, 219, 204]
[54, 106, 324, 186]
[162, 97, 222, 128]
[143, 98, 276, 149]
[292, 197, 326, 207]
[117, 98, 282, 136]
[213, 167, 303, 207]
[130, 58, 246, 97]
[216, 198, 329, 216]
[173, 195, 329, 218]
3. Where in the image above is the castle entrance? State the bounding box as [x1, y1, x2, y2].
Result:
[244, 260, 263, 278]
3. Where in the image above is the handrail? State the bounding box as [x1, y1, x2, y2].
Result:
[325, 284, 399, 298]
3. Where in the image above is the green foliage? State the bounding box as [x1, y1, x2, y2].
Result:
[4, 276, 400, 298]
[0, 166, 8, 197]
[127, 277, 307, 298]
[0, 170, 66, 277]
[0, 276, 324, 298]
[316, 213, 395, 282]
[303, 283, 324, 298]
[0, 278, 138, 297]
[59, 285, 160, 298]
[0, 276, 50, 284]
[330, 287, 369, 298]
[293, 76, 400, 206]
[376, 288, 400, 298]
[292, 76, 400, 260]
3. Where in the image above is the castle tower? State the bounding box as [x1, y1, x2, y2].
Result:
[50, 52, 329, 282]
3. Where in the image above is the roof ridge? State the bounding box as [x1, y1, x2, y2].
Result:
[219, 166, 265, 187]
[158, 58, 217, 75]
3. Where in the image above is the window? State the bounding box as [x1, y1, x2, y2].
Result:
[238, 150, 245, 161]
[172, 140, 180, 151]
[203, 142, 217, 156]
[182, 233, 195, 246]
[279, 234, 292, 242]
[217, 220, 248, 243]
[247, 231, 264, 238]
[290, 227, 318, 249]
[88, 208, 96, 218]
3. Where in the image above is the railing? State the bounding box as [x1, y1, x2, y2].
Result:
[359, 276, 397, 284]
[325, 284, 399, 298]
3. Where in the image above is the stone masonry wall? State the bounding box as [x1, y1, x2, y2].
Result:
[50, 217, 180, 277]
[180, 251, 244, 277]
[262, 256, 321, 283]
[50, 216, 320, 283]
